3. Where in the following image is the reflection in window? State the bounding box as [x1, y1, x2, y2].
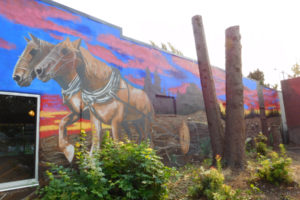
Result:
[0, 92, 39, 191]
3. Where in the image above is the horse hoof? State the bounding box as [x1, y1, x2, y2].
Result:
[64, 144, 75, 163]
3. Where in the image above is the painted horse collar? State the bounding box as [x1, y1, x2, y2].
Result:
[81, 68, 121, 106]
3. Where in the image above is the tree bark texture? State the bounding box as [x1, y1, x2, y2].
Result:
[224, 26, 246, 168]
[192, 15, 224, 159]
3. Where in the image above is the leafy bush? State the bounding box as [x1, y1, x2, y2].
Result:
[256, 144, 292, 185]
[38, 130, 173, 200]
[254, 132, 269, 156]
[98, 132, 174, 199]
[188, 155, 241, 200]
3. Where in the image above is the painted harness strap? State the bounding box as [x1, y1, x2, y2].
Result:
[61, 75, 81, 103]
[81, 68, 121, 106]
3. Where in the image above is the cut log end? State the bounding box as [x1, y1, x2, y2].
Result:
[179, 121, 190, 154]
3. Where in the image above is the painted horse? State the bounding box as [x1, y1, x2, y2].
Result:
[12, 33, 53, 87]
[13, 35, 90, 162]
[35, 38, 154, 153]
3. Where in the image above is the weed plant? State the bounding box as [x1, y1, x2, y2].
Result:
[188, 155, 242, 200]
[256, 144, 292, 185]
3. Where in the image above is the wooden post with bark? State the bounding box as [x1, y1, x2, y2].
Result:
[224, 26, 246, 168]
[192, 15, 224, 159]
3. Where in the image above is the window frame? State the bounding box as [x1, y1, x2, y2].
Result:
[0, 91, 40, 192]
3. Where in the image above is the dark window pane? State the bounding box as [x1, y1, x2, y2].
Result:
[0, 94, 37, 183]
[154, 94, 177, 115]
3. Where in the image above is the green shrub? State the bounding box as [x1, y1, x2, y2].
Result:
[255, 132, 268, 144]
[98, 132, 174, 199]
[188, 155, 241, 200]
[254, 132, 269, 156]
[38, 130, 173, 200]
[256, 144, 292, 185]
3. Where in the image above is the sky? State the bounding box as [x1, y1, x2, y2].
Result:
[53, 0, 300, 87]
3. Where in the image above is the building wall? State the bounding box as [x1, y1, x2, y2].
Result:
[281, 77, 300, 144]
[0, 0, 281, 168]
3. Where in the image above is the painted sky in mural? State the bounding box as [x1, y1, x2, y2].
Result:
[0, 0, 279, 137]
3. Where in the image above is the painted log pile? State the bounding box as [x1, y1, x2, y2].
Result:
[151, 115, 210, 166]
[39, 111, 210, 167]
[39, 115, 282, 167]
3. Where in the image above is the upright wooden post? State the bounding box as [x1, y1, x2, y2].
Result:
[224, 26, 246, 168]
[192, 15, 224, 159]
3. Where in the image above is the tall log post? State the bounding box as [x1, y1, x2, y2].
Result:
[224, 26, 246, 168]
[192, 15, 224, 159]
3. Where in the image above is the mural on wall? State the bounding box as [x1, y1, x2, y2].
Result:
[0, 0, 281, 164]
[34, 37, 154, 162]
[263, 87, 281, 117]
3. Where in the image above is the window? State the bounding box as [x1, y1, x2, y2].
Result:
[154, 94, 177, 115]
[0, 91, 40, 192]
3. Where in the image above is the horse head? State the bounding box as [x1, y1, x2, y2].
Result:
[12, 33, 54, 86]
[35, 37, 81, 82]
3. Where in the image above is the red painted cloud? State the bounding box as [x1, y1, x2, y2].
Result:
[168, 83, 190, 94]
[49, 33, 64, 41]
[212, 67, 226, 80]
[263, 88, 280, 111]
[0, 38, 16, 50]
[0, 0, 88, 40]
[172, 56, 200, 77]
[86, 43, 126, 68]
[97, 34, 176, 74]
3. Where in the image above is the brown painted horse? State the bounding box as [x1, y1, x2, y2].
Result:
[12, 33, 53, 86]
[35, 38, 154, 152]
[12, 34, 87, 163]
[34, 38, 100, 161]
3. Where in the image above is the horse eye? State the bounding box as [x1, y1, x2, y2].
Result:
[61, 48, 68, 55]
[29, 49, 38, 56]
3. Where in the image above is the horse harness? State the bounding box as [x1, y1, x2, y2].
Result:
[81, 68, 121, 109]
[61, 75, 81, 103]
[61, 67, 152, 141]
[81, 68, 147, 122]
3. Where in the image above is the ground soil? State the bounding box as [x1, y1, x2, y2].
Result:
[167, 144, 300, 200]
[224, 145, 300, 200]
